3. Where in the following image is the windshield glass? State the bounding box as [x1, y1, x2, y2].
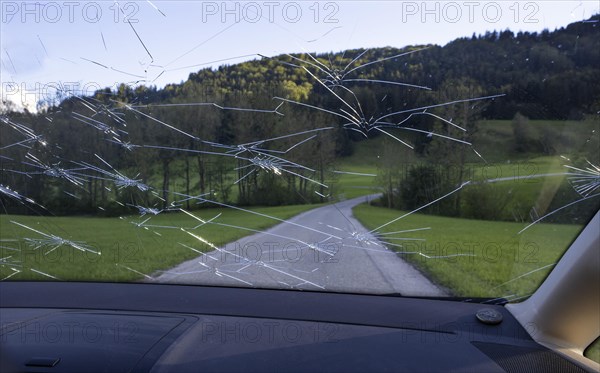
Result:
[1, 1, 599, 302]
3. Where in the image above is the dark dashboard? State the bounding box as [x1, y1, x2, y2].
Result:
[0, 282, 591, 372]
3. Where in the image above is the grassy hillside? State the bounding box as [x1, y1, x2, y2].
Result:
[0, 204, 319, 281]
[352, 203, 582, 297]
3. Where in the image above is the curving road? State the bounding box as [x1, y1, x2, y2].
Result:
[154, 194, 446, 296]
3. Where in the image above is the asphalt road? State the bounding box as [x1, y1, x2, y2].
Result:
[483, 172, 567, 183]
[154, 194, 446, 296]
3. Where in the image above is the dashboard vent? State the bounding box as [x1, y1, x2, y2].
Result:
[472, 342, 588, 373]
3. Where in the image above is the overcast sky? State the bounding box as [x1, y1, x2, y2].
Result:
[1, 1, 598, 110]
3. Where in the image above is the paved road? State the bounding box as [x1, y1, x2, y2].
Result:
[483, 172, 566, 184]
[154, 194, 445, 296]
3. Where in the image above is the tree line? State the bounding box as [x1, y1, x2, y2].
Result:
[1, 15, 598, 216]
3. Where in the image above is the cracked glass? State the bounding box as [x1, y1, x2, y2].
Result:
[1, 1, 599, 307]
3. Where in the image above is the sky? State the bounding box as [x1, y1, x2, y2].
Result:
[1, 0, 599, 111]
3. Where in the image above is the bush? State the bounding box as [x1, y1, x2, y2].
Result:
[462, 183, 512, 220]
[398, 165, 454, 216]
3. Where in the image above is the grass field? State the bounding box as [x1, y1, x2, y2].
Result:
[327, 165, 382, 199]
[352, 203, 583, 298]
[474, 119, 598, 162]
[0, 204, 319, 281]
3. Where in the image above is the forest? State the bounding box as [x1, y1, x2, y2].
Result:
[1, 15, 599, 218]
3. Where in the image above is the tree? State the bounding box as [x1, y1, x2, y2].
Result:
[425, 78, 485, 215]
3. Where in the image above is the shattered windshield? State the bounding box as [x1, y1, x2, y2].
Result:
[1, 1, 599, 302]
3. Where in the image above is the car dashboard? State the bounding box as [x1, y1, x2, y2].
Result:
[0, 282, 592, 372]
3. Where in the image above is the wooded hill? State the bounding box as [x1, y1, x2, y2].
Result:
[111, 13, 599, 120]
[1, 15, 598, 215]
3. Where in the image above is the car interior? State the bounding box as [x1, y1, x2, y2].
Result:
[1, 2, 599, 372]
